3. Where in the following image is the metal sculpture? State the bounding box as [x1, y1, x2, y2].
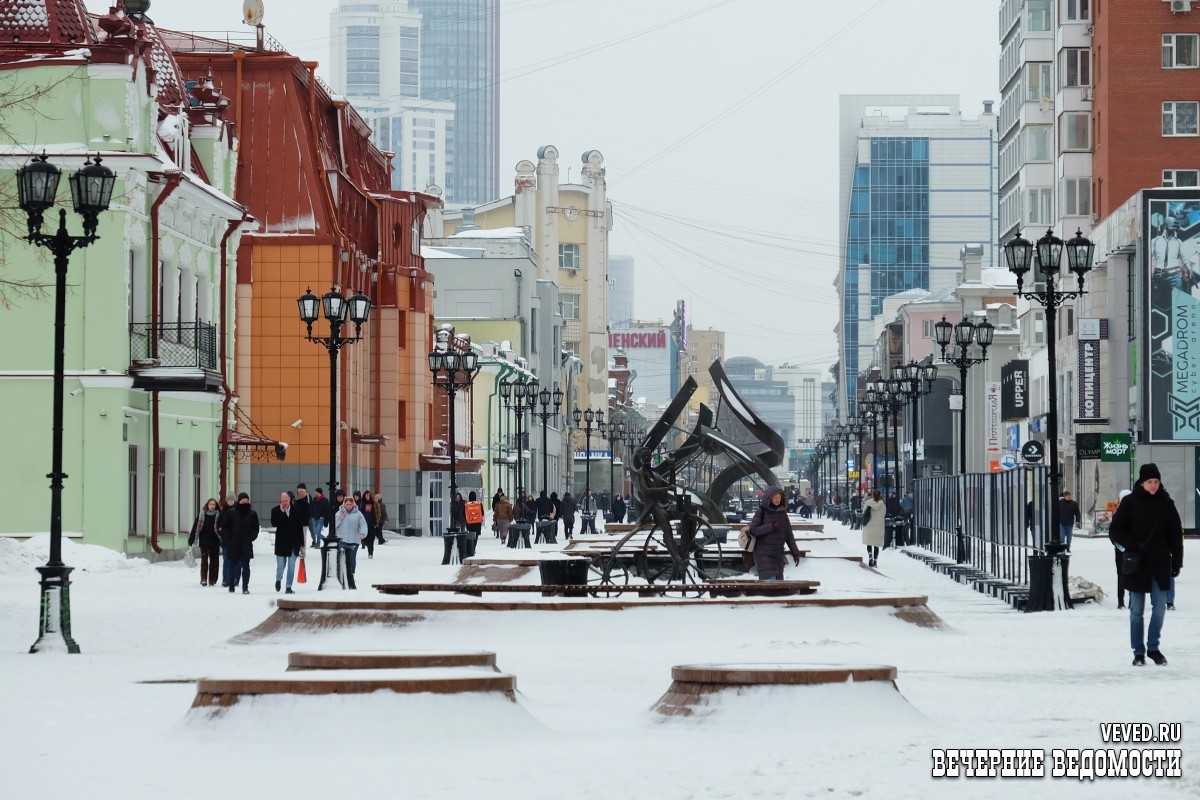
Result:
[596, 361, 785, 593]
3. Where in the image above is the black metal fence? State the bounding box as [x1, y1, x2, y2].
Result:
[914, 466, 1051, 588]
[129, 321, 218, 370]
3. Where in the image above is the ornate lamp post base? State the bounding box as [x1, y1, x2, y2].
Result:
[30, 565, 80, 654]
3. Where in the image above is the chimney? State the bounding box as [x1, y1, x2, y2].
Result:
[982, 100, 995, 115]
[960, 244, 984, 283]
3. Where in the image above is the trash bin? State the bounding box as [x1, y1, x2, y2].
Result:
[535, 519, 558, 544]
[538, 557, 589, 597]
[507, 522, 532, 549]
[1026, 549, 1071, 612]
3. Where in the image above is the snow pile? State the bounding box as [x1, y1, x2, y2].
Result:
[0, 535, 149, 576]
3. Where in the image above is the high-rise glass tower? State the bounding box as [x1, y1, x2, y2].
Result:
[836, 95, 998, 418]
[410, 0, 499, 204]
[330, 0, 499, 204]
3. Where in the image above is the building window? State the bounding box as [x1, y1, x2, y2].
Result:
[1163, 101, 1199, 136]
[711, 342, 719, 350]
[128, 445, 139, 536]
[1065, 0, 1090, 21]
[558, 243, 580, 270]
[1060, 48, 1091, 88]
[922, 319, 934, 339]
[1061, 112, 1091, 150]
[1027, 0, 1051, 31]
[1163, 169, 1200, 187]
[560, 292, 580, 319]
[1163, 34, 1199, 69]
[1026, 63, 1052, 101]
[1026, 126, 1052, 161]
[156, 448, 167, 534]
[1028, 187, 1053, 225]
[1061, 177, 1091, 217]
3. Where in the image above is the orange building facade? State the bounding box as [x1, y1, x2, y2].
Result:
[170, 35, 441, 527]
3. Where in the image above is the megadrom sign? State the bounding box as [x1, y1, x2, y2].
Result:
[1146, 192, 1200, 442]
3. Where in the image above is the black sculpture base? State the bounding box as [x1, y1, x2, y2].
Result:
[30, 564, 80, 654]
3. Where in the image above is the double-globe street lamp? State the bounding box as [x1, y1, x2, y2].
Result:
[871, 379, 905, 492]
[20, 154, 116, 654]
[893, 360, 938, 486]
[297, 286, 372, 589]
[934, 314, 995, 475]
[528, 381, 563, 494]
[429, 344, 480, 561]
[572, 406, 604, 497]
[1004, 227, 1094, 612]
[860, 395, 880, 491]
[498, 377, 533, 494]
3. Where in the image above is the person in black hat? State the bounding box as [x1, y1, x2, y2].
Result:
[223, 492, 260, 594]
[1109, 463, 1184, 666]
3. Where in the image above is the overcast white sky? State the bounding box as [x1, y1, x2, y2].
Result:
[87, 0, 998, 374]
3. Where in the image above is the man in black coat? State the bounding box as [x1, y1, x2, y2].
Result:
[559, 490, 578, 540]
[1109, 463, 1184, 666]
[270, 491, 307, 594]
[224, 492, 260, 594]
[1058, 490, 1082, 549]
[534, 489, 554, 520]
[610, 494, 626, 524]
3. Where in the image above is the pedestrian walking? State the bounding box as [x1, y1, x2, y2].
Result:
[493, 491, 514, 541]
[294, 483, 311, 543]
[746, 485, 801, 581]
[310, 487, 329, 547]
[219, 494, 237, 587]
[1114, 489, 1132, 609]
[270, 491, 306, 594]
[1059, 490, 1082, 550]
[610, 494, 626, 525]
[861, 489, 887, 568]
[334, 494, 368, 584]
[375, 494, 389, 544]
[189, 498, 222, 587]
[465, 491, 483, 556]
[224, 492, 260, 594]
[360, 490, 378, 559]
[579, 489, 598, 535]
[560, 490, 577, 540]
[1109, 464, 1184, 666]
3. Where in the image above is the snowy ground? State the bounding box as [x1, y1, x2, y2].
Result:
[1, 519, 1197, 798]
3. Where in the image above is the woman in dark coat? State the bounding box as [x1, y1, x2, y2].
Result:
[746, 485, 801, 580]
[359, 491, 378, 559]
[1109, 463, 1184, 666]
[189, 498, 222, 587]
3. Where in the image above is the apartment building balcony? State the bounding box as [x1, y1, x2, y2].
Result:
[128, 321, 222, 392]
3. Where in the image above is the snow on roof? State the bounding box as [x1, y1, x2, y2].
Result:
[449, 226, 527, 239]
[421, 245, 470, 259]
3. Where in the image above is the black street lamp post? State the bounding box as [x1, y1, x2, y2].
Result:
[499, 378, 532, 494]
[1005, 227, 1094, 612]
[934, 314, 994, 474]
[529, 383, 563, 493]
[429, 343, 481, 561]
[21, 154, 116, 654]
[298, 285, 372, 590]
[851, 421, 865, 497]
[572, 407, 604, 496]
[837, 424, 853, 501]
[893, 360, 938, 486]
[862, 394, 880, 490]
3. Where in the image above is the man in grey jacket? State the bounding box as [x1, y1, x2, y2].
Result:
[334, 494, 369, 584]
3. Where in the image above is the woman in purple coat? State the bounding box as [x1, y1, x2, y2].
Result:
[746, 486, 801, 580]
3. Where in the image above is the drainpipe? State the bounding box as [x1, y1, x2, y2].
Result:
[218, 213, 250, 502]
[485, 362, 516, 498]
[149, 172, 182, 555]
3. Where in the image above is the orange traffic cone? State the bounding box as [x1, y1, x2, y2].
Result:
[297, 557, 307, 584]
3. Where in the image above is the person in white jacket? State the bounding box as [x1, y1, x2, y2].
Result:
[334, 495, 369, 580]
[861, 489, 887, 568]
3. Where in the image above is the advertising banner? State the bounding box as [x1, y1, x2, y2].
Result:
[1077, 337, 1103, 420]
[1099, 434, 1132, 462]
[985, 381, 1003, 453]
[1146, 193, 1200, 442]
[1001, 360, 1029, 421]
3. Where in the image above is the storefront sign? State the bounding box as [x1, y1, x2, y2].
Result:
[1077, 337, 1103, 420]
[985, 382, 1003, 453]
[1099, 433, 1132, 462]
[1076, 432, 1102, 460]
[608, 330, 667, 349]
[1001, 360, 1029, 420]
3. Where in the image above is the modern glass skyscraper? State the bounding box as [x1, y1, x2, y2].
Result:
[330, 0, 499, 204]
[410, 0, 499, 204]
[836, 95, 997, 418]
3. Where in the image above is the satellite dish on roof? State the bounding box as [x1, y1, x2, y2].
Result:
[243, 0, 265, 26]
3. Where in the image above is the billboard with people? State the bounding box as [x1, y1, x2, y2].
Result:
[1145, 191, 1200, 442]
